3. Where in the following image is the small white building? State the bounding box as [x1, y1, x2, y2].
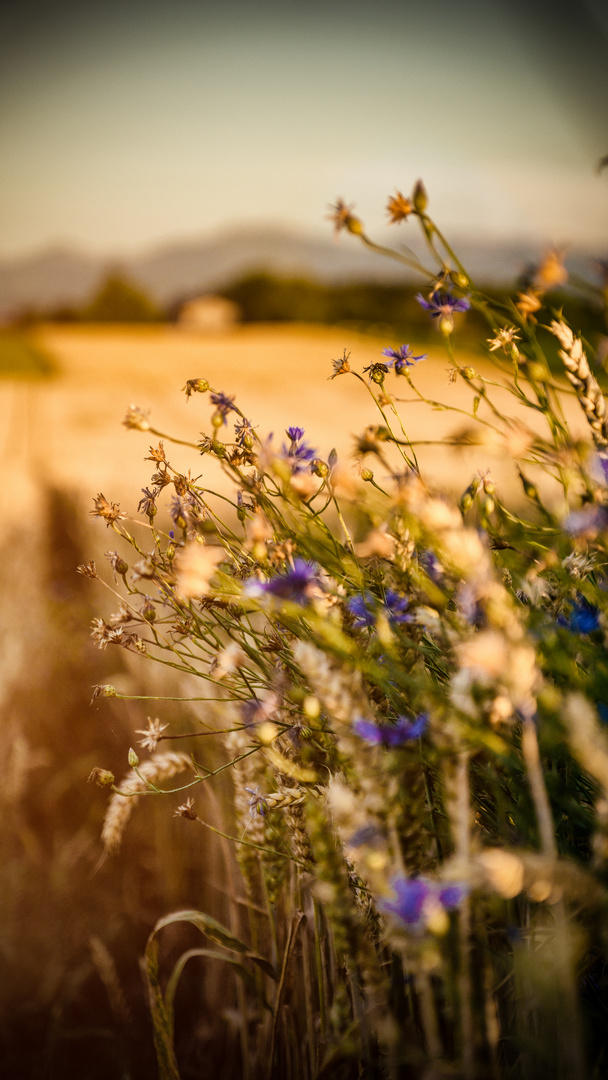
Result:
[178, 295, 240, 331]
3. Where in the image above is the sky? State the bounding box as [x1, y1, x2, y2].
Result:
[1, 0, 607, 259]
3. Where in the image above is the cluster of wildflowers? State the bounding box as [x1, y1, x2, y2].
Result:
[86, 184, 608, 1079]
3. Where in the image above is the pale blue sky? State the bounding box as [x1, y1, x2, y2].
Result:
[1, 0, 607, 257]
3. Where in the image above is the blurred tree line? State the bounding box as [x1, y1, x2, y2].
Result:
[15, 268, 607, 366]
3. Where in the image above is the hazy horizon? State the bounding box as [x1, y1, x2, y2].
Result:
[2, 0, 607, 260]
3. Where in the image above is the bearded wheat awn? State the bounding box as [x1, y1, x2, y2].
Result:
[550, 320, 608, 446]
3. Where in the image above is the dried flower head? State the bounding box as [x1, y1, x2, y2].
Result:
[327, 198, 363, 238]
[135, 717, 169, 752]
[487, 327, 521, 356]
[90, 493, 124, 526]
[386, 191, 414, 224]
[77, 560, 98, 578]
[183, 378, 210, 399]
[175, 797, 198, 820]
[329, 349, 351, 379]
[123, 405, 151, 431]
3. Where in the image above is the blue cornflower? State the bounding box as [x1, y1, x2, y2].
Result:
[354, 713, 428, 746]
[234, 417, 255, 447]
[384, 875, 466, 928]
[381, 344, 428, 374]
[564, 504, 608, 537]
[281, 427, 316, 473]
[347, 592, 376, 628]
[286, 426, 305, 442]
[245, 559, 319, 604]
[416, 290, 470, 334]
[210, 392, 236, 422]
[558, 595, 600, 634]
[347, 589, 412, 628]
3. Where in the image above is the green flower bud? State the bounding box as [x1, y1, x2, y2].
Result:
[142, 599, 157, 623]
[128, 748, 139, 768]
[311, 458, 329, 478]
[413, 179, 428, 213]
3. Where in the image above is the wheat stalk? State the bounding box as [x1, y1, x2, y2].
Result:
[550, 320, 608, 445]
[101, 751, 193, 854]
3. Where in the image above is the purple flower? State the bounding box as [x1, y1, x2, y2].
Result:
[347, 589, 412, 628]
[281, 427, 316, 473]
[564, 504, 608, 537]
[385, 878, 430, 924]
[381, 344, 428, 374]
[347, 592, 376, 628]
[210, 392, 236, 421]
[286, 426, 305, 442]
[354, 713, 428, 746]
[416, 290, 470, 333]
[234, 418, 255, 446]
[245, 559, 319, 604]
[384, 875, 466, 927]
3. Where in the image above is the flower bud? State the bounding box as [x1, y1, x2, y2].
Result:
[413, 179, 428, 213]
[141, 599, 157, 623]
[439, 315, 455, 335]
[462, 367, 477, 380]
[346, 214, 364, 236]
[452, 272, 469, 289]
[311, 458, 329, 478]
[87, 767, 115, 787]
[128, 748, 139, 768]
[361, 468, 374, 481]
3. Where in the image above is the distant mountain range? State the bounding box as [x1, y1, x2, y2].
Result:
[0, 225, 603, 320]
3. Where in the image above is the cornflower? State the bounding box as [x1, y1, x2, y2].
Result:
[138, 487, 158, 517]
[416, 290, 470, 334]
[347, 589, 412, 628]
[245, 559, 319, 604]
[353, 713, 428, 746]
[558, 596, 601, 635]
[234, 417, 255, 447]
[381, 344, 428, 374]
[210, 392, 236, 423]
[281, 427, 316, 473]
[384, 875, 466, 929]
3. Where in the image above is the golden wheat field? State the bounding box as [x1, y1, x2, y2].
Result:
[0, 322, 590, 535]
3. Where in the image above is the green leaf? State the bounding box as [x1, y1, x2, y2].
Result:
[165, 947, 273, 1019]
[473, 395, 480, 416]
[151, 909, 277, 980]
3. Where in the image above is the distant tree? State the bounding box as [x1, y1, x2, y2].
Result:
[79, 272, 163, 322]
